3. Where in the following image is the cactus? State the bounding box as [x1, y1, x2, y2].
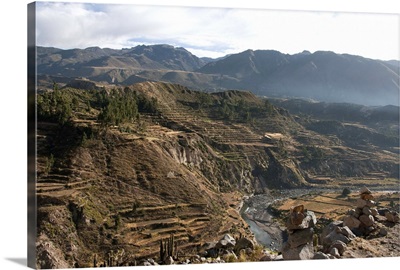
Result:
[93, 254, 97, 267]
[159, 234, 178, 262]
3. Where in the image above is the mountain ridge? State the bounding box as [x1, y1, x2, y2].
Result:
[37, 44, 400, 106]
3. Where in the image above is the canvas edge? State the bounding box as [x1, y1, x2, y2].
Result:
[27, 2, 37, 269]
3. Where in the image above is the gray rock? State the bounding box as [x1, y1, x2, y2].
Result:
[355, 207, 363, 217]
[288, 228, 314, 248]
[143, 261, 152, 266]
[259, 254, 272, 261]
[379, 227, 388, 236]
[204, 241, 217, 250]
[322, 230, 350, 247]
[330, 240, 347, 255]
[321, 220, 343, 240]
[164, 256, 174, 265]
[286, 211, 317, 230]
[215, 234, 236, 249]
[282, 242, 314, 260]
[329, 247, 340, 258]
[363, 206, 373, 216]
[336, 226, 356, 240]
[234, 237, 254, 253]
[364, 226, 376, 235]
[216, 239, 235, 249]
[343, 215, 361, 229]
[313, 252, 330, 259]
[359, 214, 375, 227]
[385, 211, 400, 223]
[360, 186, 372, 194]
[274, 254, 283, 261]
[356, 198, 367, 209]
[370, 208, 379, 217]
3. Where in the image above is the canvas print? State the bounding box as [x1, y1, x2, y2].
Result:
[28, 1, 400, 269]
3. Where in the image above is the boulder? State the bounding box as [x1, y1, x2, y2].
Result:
[364, 226, 376, 235]
[142, 261, 152, 266]
[164, 256, 174, 265]
[360, 186, 372, 194]
[286, 211, 317, 230]
[379, 228, 388, 236]
[321, 221, 343, 240]
[361, 193, 374, 201]
[234, 237, 254, 253]
[216, 234, 236, 249]
[336, 226, 356, 240]
[330, 240, 347, 255]
[221, 234, 236, 245]
[322, 230, 350, 247]
[356, 198, 367, 209]
[204, 241, 217, 250]
[147, 259, 158, 266]
[385, 211, 400, 223]
[282, 242, 314, 260]
[343, 215, 361, 229]
[359, 214, 375, 227]
[329, 247, 340, 258]
[216, 239, 234, 249]
[370, 208, 379, 217]
[313, 252, 330, 259]
[288, 228, 314, 248]
[259, 254, 273, 261]
[363, 206, 373, 216]
[355, 207, 363, 217]
[290, 205, 306, 225]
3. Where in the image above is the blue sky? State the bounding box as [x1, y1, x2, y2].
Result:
[36, 1, 399, 60]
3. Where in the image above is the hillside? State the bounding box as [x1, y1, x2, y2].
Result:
[37, 45, 400, 106]
[35, 81, 399, 268]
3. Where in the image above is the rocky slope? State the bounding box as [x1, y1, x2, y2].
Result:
[35, 81, 399, 268]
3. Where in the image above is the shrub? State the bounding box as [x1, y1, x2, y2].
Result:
[341, 187, 351, 197]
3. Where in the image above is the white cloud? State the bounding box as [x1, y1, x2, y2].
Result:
[36, 2, 399, 60]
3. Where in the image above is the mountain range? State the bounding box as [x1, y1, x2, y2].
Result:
[37, 44, 399, 106]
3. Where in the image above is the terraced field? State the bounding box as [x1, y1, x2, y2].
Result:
[35, 82, 399, 268]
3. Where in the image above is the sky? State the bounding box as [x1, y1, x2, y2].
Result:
[35, 1, 400, 60]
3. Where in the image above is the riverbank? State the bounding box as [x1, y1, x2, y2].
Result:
[240, 186, 400, 252]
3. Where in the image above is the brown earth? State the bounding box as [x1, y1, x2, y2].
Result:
[35, 81, 399, 268]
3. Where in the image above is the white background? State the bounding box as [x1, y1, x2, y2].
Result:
[0, 0, 398, 269]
